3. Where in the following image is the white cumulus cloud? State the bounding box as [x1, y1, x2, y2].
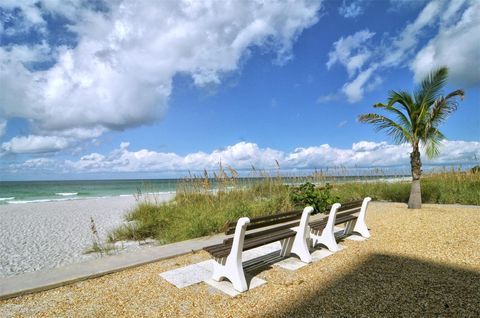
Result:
[326, 29, 375, 78]
[0, 0, 322, 151]
[7, 140, 480, 177]
[1, 135, 70, 154]
[341, 66, 377, 103]
[326, 0, 480, 103]
[410, 0, 480, 86]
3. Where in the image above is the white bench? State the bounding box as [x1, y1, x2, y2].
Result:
[309, 197, 372, 252]
[203, 206, 314, 292]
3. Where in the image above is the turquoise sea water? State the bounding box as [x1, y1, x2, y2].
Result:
[0, 176, 409, 205]
[0, 179, 178, 204]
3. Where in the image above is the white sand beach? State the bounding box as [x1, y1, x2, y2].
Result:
[0, 194, 174, 278]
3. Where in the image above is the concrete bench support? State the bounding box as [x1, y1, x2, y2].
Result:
[212, 217, 250, 292]
[291, 206, 314, 263]
[353, 197, 372, 238]
[310, 203, 341, 252]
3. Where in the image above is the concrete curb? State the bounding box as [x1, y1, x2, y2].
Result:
[0, 234, 225, 301]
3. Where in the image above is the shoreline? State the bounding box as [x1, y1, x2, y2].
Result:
[0, 194, 174, 278]
[0, 192, 177, 205]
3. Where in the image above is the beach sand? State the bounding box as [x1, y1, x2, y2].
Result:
[0, 194, 174, 277]
[1, 202, 479, 317]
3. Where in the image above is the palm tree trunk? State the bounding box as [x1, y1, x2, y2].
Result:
[408, 145, 422, 209]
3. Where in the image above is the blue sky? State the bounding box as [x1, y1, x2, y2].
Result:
[0, 0, 479, 180]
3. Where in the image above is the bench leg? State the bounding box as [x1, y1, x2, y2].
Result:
[344, 220, 356, 236]
[291, 236, 312, 263]
[279, 237, 294, 257]
[353, 220, 370, 238]
[212, 257, 226, 281]
[291, 226, 312, 263]
[290, 207, 313, 263]
[212, 255, 248, 292]
[310, 202, 341, 252]
[353, 197, 371, 238]
[211, 217, 250, 292]
[309, 230, 318, 245]
[311, 228, 340, 252]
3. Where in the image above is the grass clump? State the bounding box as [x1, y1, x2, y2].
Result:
[85, 217, 117, 255]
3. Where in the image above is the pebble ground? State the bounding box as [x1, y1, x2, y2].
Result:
[1, 202, 479, 317]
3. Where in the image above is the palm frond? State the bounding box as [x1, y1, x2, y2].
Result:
[445, 89, 465, 101]
[425, 89, 464, 133]
[358, 113, 412, 144]
[379, 90, 414, 129]
[422, 128, 445, 159]
[414, 66, 448, 111]
[386, 90, 414, 115]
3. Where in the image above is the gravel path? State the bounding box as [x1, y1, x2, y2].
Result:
[1, 202, 479, 317]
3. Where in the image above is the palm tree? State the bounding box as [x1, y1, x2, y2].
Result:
[358, 67, 464, 209]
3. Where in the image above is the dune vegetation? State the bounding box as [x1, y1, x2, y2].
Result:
[106, 166, 479, 245]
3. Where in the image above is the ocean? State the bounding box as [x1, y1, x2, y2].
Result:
[0, 179, 178, 205]
[0, 176, 410, 205]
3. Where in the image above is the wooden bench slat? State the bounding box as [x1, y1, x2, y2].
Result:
[337, 207, 361, 216]
[310, 209, 359, 231]
[208, 229, 296, 258]
[335, 214, 357, 224]
[325, 200, 362, 213]
[204, 243, 231, 254]
[231, 214, 301, 233]
[337, 200, 363, 211]
[242, 229, 295, 250]
[207, 225, 299, 256]
[245, 210, 302, 224]
[310, 220, 327, 231]
[336, 207, 361, 217]
[223, 220, 301, 245]
[225, 210, 302, 233]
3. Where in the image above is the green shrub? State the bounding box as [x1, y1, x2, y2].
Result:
[290, 182, 338, 213]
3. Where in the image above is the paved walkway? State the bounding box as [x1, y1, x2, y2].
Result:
[0, 234, 225, 300]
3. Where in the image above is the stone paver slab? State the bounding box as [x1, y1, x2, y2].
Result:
[159, 263, 212, 288]
[204, 275, 267, 297]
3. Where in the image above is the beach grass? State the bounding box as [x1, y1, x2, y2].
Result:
[107, 168, 479, 244]
[83, 241, 117, 255]
[108, 169, 296, 244]
[333, 169, 480, 205]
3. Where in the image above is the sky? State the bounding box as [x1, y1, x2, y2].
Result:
[0, 0, 479, 181]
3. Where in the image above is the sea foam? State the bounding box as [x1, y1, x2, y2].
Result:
[55, 192, 78, 196]
[7, 197, 82, 204]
